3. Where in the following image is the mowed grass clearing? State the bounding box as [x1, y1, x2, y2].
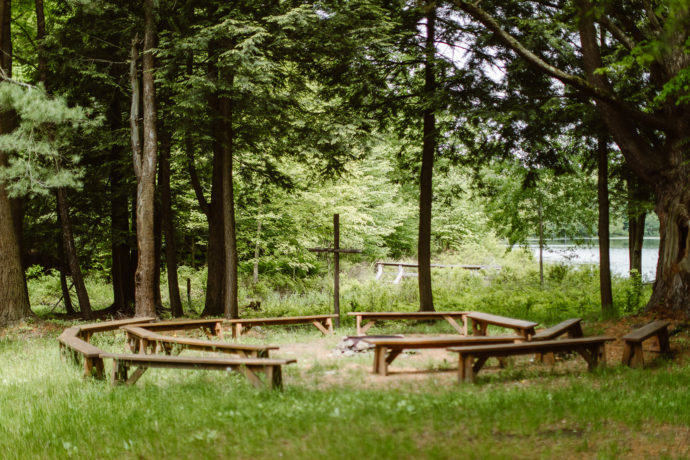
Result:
[1, 320, 689, 459]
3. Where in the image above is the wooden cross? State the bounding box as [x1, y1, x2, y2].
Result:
[308, 214, 362, 328]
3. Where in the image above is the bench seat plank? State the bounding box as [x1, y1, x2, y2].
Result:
[137, 319, 223, 336]
[365, 335, 521, 375]
[532, 318, 583, 341]
[78, 317, 156, 341]
[228, 315, 337, 338]
[448, 336, 614, 383]
[101, 353, 296, 389]
[122, 325, 277, 357]
[347, 311, 470, 335]
[465, 312, 538, 339]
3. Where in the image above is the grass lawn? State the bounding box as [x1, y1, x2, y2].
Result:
[2, 317, 690, 459]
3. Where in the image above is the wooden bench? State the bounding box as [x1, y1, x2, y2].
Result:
[227, 315, 337, 339]
[448, 336, 614, 383]
[465, 312, 538, 339]
[77, 317, 156, 342]
[347, 311, 469, 336]
[532, 318, 584, 364]
[57, 327, 105, 378]
[364, 335, 521, 375]
[121, 326, 277, 358]
[621, 320, 671, 367]
[100, 353, 295, 389]
[137, 319, 224, 337]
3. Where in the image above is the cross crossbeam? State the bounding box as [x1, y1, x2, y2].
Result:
[308, 214, 362, 327]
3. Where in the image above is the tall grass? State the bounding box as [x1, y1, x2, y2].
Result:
[27, 247, 651, 328]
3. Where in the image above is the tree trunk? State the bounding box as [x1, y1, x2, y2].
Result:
[647, 171, 690, 312]
[34, 0, 47, 85]
[110, 139, 135, 312]
[597, 135, 613, 315]
[220, 71, 238, 319]
[153, 193, 163, 309]
[0, 0, 32, 325]
[253, 198, 263, 284]
[626, 176, 649, 276]
[418, 4, 436, 312]
[159, 126, 183, 317]
[56, 188, 93, 318]
[133, 0, 158, 317]
[538, 200, 544, 285]
[202, 42, 226, 317]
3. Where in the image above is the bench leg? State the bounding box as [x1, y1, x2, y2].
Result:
[312, 320, 330, 335]
[84, 357, 105, 379]
[657, 329, 671, 356]
[471, 320, 487, 336]
[386, 349, 402, 367]
[111, 360, 128, 386]
[326, 317, 334, 333]
[373, 346, 389, 375]
[458, 354, 477, 383]
[568, 323, 584, 339]
[360, 320, 376, 336]
[239, 365, 265, 389]
[232, 324, 242, 339]
[266, 365, 283, 390]
[126, 367, 148, 385]
[622, 342, 645, 368]
[443, 315, 465, 335]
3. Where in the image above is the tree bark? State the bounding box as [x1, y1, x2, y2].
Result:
[626, 176, 649, 276]
[34, 0, 47, 85]
[159, 126, 183, 317]
[133, 0, 158, 317]
[0, 0, 32, 325]
[597, 135, 613, 315]
[220, 71, 239, 319]
[253, 197, 263, 284]
[56, 188, 93, 319]
[202, 41, 226, 317]
[418, 4, 436, 312]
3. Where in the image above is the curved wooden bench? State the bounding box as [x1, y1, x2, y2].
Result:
[136, 319, 224, 337]
[100, 353, 296, 389]
[228, 315, 337, 338]
[364, 335, 521, 376]
[347, 311, 469, 336]
[621, 320, 671, 367]
[58, 327, 105, 378]
[122, 325, 277, 358]
[78, 317, 156, 342]
[448, 336, 614, 383]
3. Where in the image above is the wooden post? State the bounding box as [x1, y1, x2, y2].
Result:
[307, 214, 361, 329]
[333, 214, 340, 327]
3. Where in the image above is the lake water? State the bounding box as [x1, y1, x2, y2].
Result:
[527, 237, 659, 281]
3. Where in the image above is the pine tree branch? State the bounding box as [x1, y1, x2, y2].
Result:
[451, 0, 672, 132]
